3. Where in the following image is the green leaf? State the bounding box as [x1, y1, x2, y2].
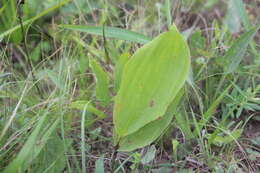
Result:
[0, 0, 71, 42]
[0, 0, 22, 43]
[225, 0, 242, 33]
[165, 0, 172, 29]
[198, 84, 232, 132]
[210, 129, 243, 146]
[172, 139, 179, 154]
[35, 134, 70, 173]
[175, 112, 193, 140]
[224, 26, 259, 73]
[189, 30, 206, 56]
[118, 89, 184, 151]
[118, 109, 173, 152]
[177, 169, 195, 173]
[114, 25, 190, 139]
[60, 24, 152, 44]
[0, 3, 7, 15]
[246, 148, 260, 161]
[70, 100, 106, 119]
[232, 0, 251, 30]
[141, 145, 156, 164]
[114, 52, 130, 92]
[3, 113, 48, 173]
[30, 118, 60, 161]
[81, 104, 88, 173]
[95, 156, 105, 173]
[90, 59, 111, 106]
[250, 137, 260, 146]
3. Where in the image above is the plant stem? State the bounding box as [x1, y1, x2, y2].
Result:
[17, 2, 43, 99]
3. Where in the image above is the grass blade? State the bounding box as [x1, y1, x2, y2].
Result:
[0, 0, 71, 41]
[60, 24, 152, 44]
[198, 84, 232, 132]
[70, 100, 106, 119]
[224, 25, 259, 73]
[3, 113, 48, 173]
[0, 82, 28, 141]
[225, 0, 242, 33]
[81, 103, 90, 173]
[95, 156, 105, 173]
[233, 0, 251, 30]
[89, 58, 111, 106]
[165, 0, 172, 29]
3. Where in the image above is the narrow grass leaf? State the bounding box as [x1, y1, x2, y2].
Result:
[0, 0, 71, 41]
[224, 26, 259, 73]
[210, 129, 243, 146]
[175, 112, 194, 140]
[198, 85, 232, 132]
[165, 0, 172, 29]
[225, 0, 241, 33]
[81, 104, 89, 173]
[90, 59, 111, 106]
[70, 100, 106, 119]
[24, 118, 61, 172]
[95, 156, 105, 173]
[0, 82, 28, 141]
[30, 118, 60, 159]
[3, 113, 48, 173]
[60, 24, 152, 44]
[233, 0, 251, 30]
[0, 0, 23, 43]
[141, 145, 157, 164]
[0, 3, 7, 15]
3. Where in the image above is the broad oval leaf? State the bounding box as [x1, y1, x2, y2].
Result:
[114, 52, 130, 92]
[113, 25, 190, 139]
[118, 90, 183, 151]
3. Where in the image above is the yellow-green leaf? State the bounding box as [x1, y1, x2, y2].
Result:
[118, 90, 183, 151]
[70, 100, 106, 119]
[224, 26, 259, 73]
[113, 25, 190, 143]
[90, 59, 111, 106]
[60, 24, 152, 44]
[114, 52, 130, 92]
[210, 129, 243, 146]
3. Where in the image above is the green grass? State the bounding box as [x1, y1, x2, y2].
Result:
[0, 0, 260, 172]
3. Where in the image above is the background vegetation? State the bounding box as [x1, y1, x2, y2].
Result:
[0, 0, 259, 172]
